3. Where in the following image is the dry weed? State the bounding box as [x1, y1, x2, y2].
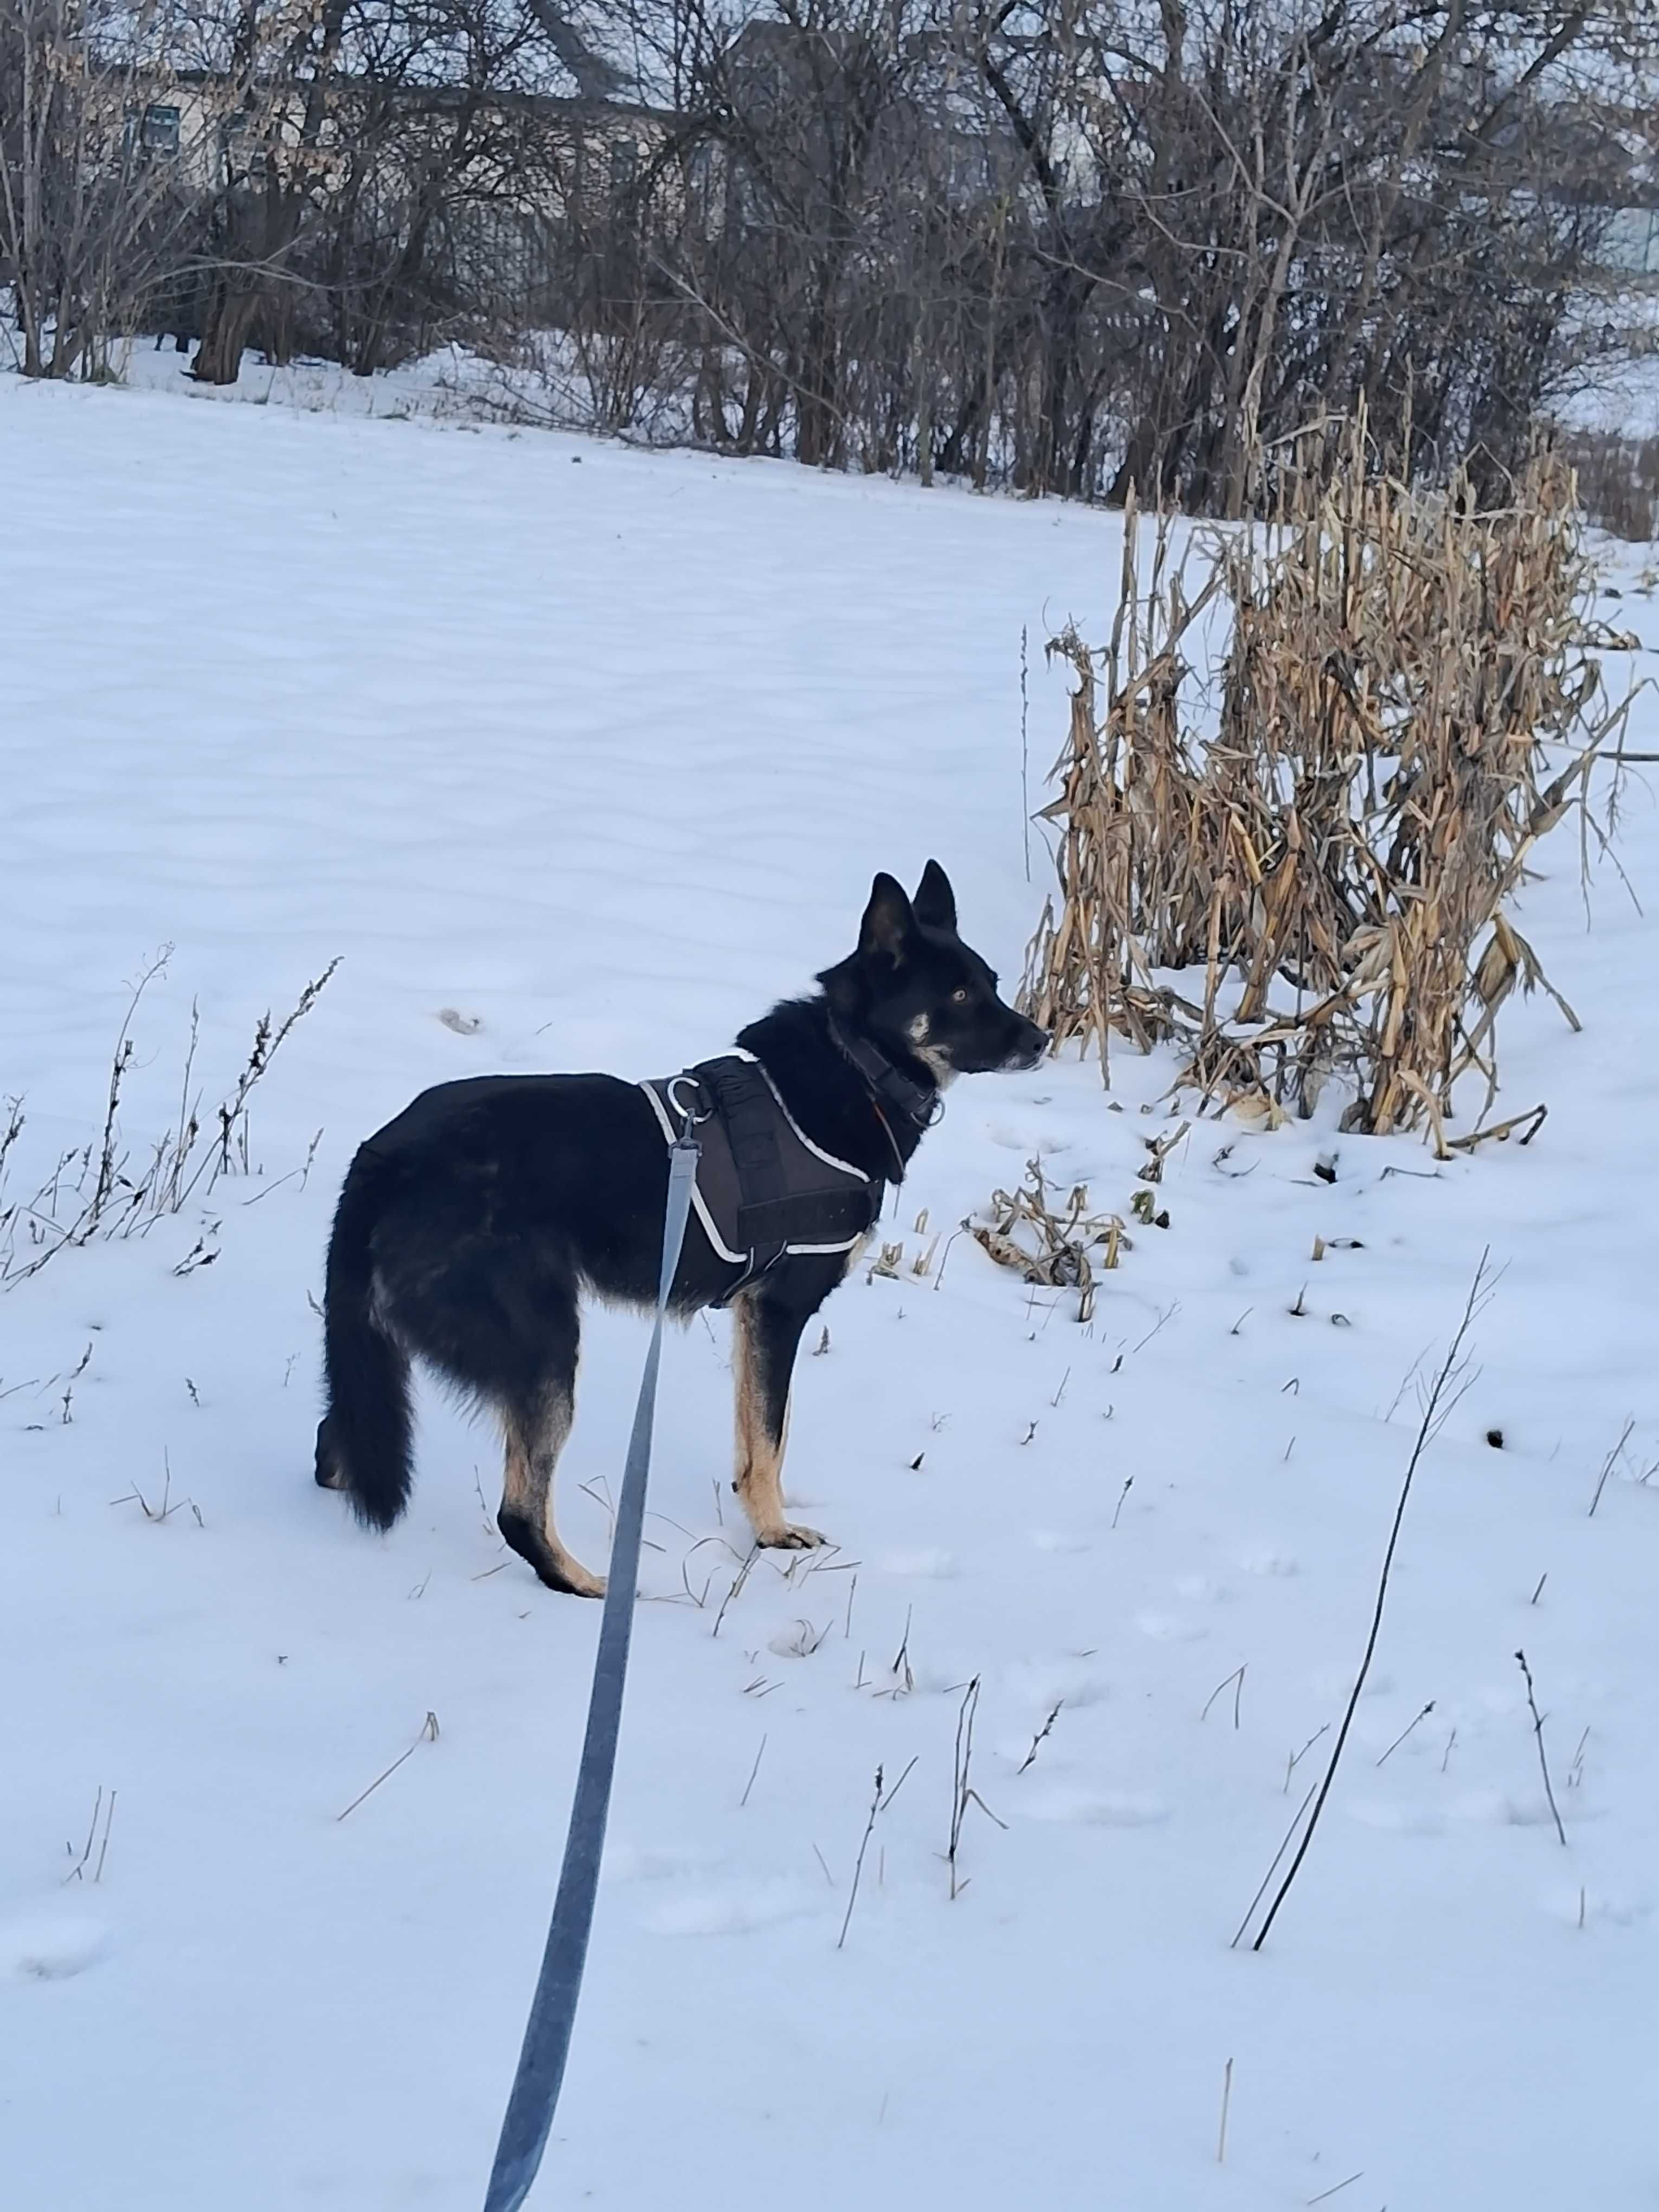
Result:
[1021, 416, 1635, 1148]
[971, 1158, 1128, 1320]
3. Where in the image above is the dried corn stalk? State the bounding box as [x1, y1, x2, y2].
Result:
[972, 1158, 1129, 1319]
[1020, 416, 1634, 1147]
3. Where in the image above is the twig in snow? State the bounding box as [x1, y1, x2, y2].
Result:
[1306, 2175, 1364, 2205]
[1381, 1347, 1430, 1423]
[1201, 1666, 1246, 1729]
[838, 1758, 917, 1948]
[947, 1676, 1005, 1899]
[58, 1341, 93, 1425]
[110, 1451, 197, 1524]
[1515, 1649, 1568, 1847]
[932, 1221, 969, 1293]
[1231, 1783, 1317, 1949]
[1246, 1253, 1495, 1951]
[1110, 1476, 1133, 1530]
[1285, 1724, 1329, 1793]
[1374, 1701, 1435, 1767]
[336, 1712, 440, 1822]
[65, 1786, 116, 1883]
[1217, 2057, 1233, 2164]
[1588, 1417, 1635, 1516]
[93, 1791, 117, 1882]
[740, 1735, 768, 1809]
[712, 1546, 758, 1637]
[88, 951, 169, 1234]
[1017, 1701, 1063, 1775]
[878, 1606, 915, 1699]
[1110, 1301, 1180, 1372]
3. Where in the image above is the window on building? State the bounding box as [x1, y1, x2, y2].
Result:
[221, 111, 270, 183]
[141, 104, 181, 157]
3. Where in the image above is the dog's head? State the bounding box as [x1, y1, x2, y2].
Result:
[820, 862, 1049, 1082]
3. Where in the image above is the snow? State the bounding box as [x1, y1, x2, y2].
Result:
[4, 368, 1659, 2211]
[1550, 291, 1659, 440]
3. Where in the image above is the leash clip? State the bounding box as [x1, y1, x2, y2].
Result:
[665, 1072, 712, 1144]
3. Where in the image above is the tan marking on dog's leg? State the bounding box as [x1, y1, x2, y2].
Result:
[498, 1397, 605, 1598]
[731, 1294, 824, 1552]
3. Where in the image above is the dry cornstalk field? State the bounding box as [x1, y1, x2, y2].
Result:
[1019, 419, 1637, 1152]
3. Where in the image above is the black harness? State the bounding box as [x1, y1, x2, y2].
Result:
[639, 1044, 929, 1304]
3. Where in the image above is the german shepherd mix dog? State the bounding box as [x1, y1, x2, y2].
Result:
[315, 864, 1047, 1597]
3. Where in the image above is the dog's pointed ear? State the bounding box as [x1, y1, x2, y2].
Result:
[912, 859, 957, 933]
[858, 872, 914, 963]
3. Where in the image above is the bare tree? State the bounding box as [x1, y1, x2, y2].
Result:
[1, 0, 201, 376]
[5, 0, 1653, 503]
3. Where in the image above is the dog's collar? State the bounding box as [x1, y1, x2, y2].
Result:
[826, 1017, 944, 1134]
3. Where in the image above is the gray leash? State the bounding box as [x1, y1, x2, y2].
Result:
[481, 1122, 702, 2212]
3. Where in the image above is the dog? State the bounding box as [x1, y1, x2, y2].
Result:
[314, 863, 1048, 1596]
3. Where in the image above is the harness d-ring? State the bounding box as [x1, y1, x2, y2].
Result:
[665, 1072, 712, 1128]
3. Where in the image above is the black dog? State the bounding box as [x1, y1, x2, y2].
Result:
[314, 864, 1047, 1596]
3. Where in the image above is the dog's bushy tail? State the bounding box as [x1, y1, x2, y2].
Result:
[315, 1152, 412, 1531]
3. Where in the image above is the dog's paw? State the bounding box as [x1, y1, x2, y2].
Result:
[498, 1508, 607, 1598]
[755, 1522, 826, 1552]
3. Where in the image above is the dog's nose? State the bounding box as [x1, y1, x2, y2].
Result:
[1013, 1019, 1050, 1070]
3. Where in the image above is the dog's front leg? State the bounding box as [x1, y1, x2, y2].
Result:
[730, 1289, 822, 1551]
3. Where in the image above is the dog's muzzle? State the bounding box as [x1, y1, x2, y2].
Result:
[1005, 1020, 1051, 1072]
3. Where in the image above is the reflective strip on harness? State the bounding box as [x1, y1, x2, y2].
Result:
[640, 1050, 879, 1297]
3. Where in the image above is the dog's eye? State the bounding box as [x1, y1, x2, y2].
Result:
[950, 988, 969, 1005]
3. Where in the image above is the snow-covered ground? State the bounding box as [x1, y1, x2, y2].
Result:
[4, 371, 1658, 2211]
[111, 334, 513, 425]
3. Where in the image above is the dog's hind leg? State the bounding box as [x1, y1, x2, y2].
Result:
[497, 1386, 607, 1599]
[731, 1290, 823, 1552]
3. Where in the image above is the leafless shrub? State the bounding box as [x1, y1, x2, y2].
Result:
[0, 0, 203, 378]
[1021, 421, 1636, 1147]
[10, 0, 1652, 521]
[2, 953, 338, 1285]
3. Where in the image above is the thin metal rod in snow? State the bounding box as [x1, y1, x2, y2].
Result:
[1246, 1251, 1496, 1952]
